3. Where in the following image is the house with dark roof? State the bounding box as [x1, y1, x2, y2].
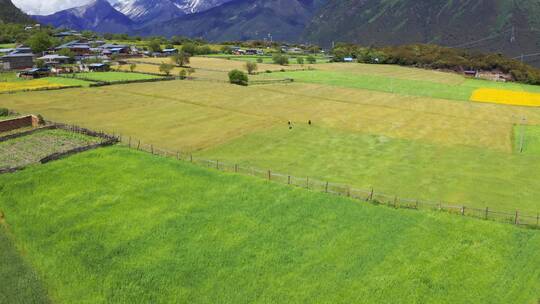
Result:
[56, 41, 91, 56]
[1, 53, 34, 70]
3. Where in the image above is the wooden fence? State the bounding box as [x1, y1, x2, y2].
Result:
[118, 135, 540, 230]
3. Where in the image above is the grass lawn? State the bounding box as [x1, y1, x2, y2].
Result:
[71, 71, 162, 82]
[514, 125, 540, 155]
[198, 124, 540, 213]
[3, 77, 540, 212]
[44, 77, 92, 87]
[0, 43, 16, 48]
[260, 69, 540, 101]
[0, 227, 51, 304]
[0, 146, 538, 303]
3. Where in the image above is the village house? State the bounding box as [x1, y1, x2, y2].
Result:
[0, 53, 34, 70]
[18, 68, 50, 79]
[56, 41, 91, 56]
[162, 48, 179, 56]
[37, 54, 71, 65]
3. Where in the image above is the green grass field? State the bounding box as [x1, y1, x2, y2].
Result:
[258, 69, 540, 101]
[0, 227, 51, 304]
[0, 43, 16, 48]
[198, 124, 540, 212]
[3, 58, 540, 212]
[0, 146, 538, 303]
[71, 71, 162, 82]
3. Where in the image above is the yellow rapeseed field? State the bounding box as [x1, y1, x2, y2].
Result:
[470, 88, 540, 107]
[0, 80, 63, 93]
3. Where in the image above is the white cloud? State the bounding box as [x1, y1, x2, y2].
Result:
[12, 0, 120, 15]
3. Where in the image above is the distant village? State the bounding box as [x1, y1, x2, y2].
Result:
[0, 27, 325, 79]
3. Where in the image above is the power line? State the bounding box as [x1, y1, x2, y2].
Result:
[449, 29, 512, 49]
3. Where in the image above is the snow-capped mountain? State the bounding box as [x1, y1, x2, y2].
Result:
[33, 0, 134, 33]
[171, 0, 234, 14]
[114, 0, 233, 23]
[113, 0, 184, 24]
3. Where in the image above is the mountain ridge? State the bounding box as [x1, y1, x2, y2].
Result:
[32, 0, 134, 33]
[0, 0, 34, 24]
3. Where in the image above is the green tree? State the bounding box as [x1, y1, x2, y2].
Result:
[272, 54, 289, 65]
[129, 63, 137, 72]
[256, 57, 263, 63]
[296, 57, 304, 65]
[26, 31, 54, 54]
[171, 52, 191, 67]
[245, 61, 258, 75]
[182, 43, 198, 55]
[148, 39, 162, 53]
[179, 69, 187, 79]
[228, 69, 248, 86]
[159, 62, 174, 76]
[58, 48, 75, 61]
[306, 55, 317, 64]
[221, 45, 233, 54]
[35, 59, 45, 68]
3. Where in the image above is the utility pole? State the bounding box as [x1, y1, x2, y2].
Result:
[511, 26, 516, 43]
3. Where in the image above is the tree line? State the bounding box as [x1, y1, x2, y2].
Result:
[332, 43, 540, 85]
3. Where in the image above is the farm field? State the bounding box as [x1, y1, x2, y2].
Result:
[0, 72, 91, 93]
[204, 54, 331, 64]
[114, 63, 230, 81]
[257, 68, 540, 102]
[0, 129, 101, 168]
[131, 56, 303, 72]
[3, 60, 540, 212]
[0, 146, 539, 303]
[70, 71, 162, 82]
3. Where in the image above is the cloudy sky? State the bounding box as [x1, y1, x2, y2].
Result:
[12, 0, 120, 15]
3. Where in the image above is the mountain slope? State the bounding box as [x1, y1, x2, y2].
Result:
[137, 0, 326, 42]
[304, 0, 540, 60]
[0, 0, 34, 24]
[33, 0, 133, 33]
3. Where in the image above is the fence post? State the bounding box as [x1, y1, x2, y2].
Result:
[347, 187, 350, 197]
[190, 154, 193, 162]
[235, 164, 238, 173]
[306, 177, 309, 189]
[151, 145, 154, 154]
[461, 206, 465, 216]
[325, 181, 329, 193]
[176, 151, 180, 160]
[393, 196, 398, 208]
[415, 200, 419, 209]
[515, 210, 519, 225]
[128, 137, 131, 148]
[485, 207, 489, 220]
[137, 140, 140, 150]
[268, 170, 271, 180]
[369, 188, 374, 201]
[537, 213, 539, 228]
[288, 175, 291, 185]
[216, 160, 219, 170]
